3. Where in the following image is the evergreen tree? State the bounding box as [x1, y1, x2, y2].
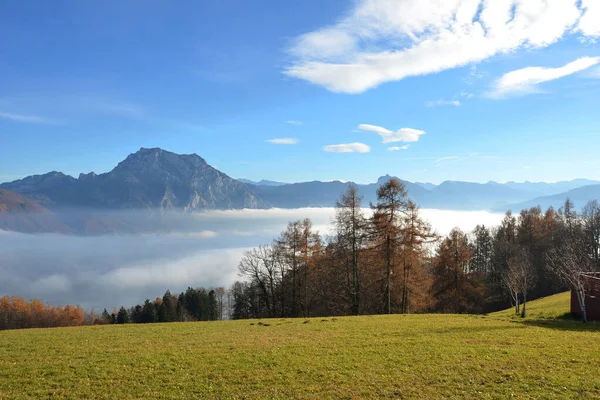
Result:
[141, 299, 157, 323]
[116, 307, 129, 324]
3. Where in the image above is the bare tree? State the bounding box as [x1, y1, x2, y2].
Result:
[582, 200, 600, 264]
[546, 240, 596, 322]
[503, 261, 521, 315]
[238, 245, 278, 317]
[506, 248, 535, 317]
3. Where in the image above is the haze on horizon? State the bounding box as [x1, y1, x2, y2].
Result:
[0, 207, 504, 311]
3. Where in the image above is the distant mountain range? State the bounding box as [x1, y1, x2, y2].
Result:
[237, 179, 288, 187]
[1, 147, 599, 234]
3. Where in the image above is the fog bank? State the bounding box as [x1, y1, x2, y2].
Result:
[0, 208, 504, 310]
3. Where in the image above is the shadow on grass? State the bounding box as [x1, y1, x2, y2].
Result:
[428, 324, 527, 335]
[518, 314, 600, 332]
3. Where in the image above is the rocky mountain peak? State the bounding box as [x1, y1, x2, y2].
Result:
[78, 172, 97, 181]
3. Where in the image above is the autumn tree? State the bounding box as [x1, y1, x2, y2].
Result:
[399, 200, 436, 314]
[371, 178, 409, 314]
[334, 184, 368, 315]
[432, 228, 484, 313]
[470, 225, 492, 274]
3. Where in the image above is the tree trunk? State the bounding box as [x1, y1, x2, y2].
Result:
[576, 285, 587, 323]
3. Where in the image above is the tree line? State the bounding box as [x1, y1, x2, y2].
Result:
[231, 178, 600, 321]
[101, 287, 225, 325]
[0, 296, 85, 330]
[0, 287, 226, 331]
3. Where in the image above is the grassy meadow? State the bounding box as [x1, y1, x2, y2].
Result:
[1, 292, 599, 399]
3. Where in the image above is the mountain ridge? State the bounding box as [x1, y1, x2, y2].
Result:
[2, 147, 600, 234]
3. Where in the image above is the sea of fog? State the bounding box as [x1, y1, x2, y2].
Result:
[0, 208, 504, 311]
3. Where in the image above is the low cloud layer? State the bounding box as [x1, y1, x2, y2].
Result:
[0, 208, 503, 310]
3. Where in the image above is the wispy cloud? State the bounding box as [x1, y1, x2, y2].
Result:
[359, 124, 425, 144]
[490, 57, 600, 98]
[87, 100, 144, 119]
[285, 120, 303, 126]
[435, 154, 503, 166]
[0, 111, 56, 124]
[426, 99, 460, 108]
[435, 156, 460, 164]
[266, 138, 299, 145]
[388, 145, 409, 151]
[323, 143, 371, 153]
[284, 0, 598, 94]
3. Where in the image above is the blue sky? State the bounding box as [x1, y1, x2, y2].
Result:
[1, 0, 599, 185]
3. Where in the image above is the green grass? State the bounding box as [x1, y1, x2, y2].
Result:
[491, 291, 572, 319]
[1, 294, 599, 399]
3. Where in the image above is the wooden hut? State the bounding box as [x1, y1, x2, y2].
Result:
[571, 273, 600, 321]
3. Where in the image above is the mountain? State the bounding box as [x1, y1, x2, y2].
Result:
[2, 147, 600, 235]
[497, 184, 600, 212]
[1, 148, 267, 211]
[420, 181, 540, 210]
[253, 175, 430, 208]
[502, 179, 600, 197]
[0, 189, 71, 233]
[0, 171, 78, 206]
[415, 182, 437, 190]
[238, 179, 288, 187]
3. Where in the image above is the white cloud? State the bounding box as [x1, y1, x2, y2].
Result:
[285, 120, 303, 126]
[491, 56, 600, 97]
[359, 124, 426, 143]
[323, 143, 371, 153]
[266, 138, 299, 145]
[0, 111, 55, 124]
[426, 99, 461, 107]
[388, 145, 409, 151]
[284, 0, 595, 93]
[578, 0, 600, 37]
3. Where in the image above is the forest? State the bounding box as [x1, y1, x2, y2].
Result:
[230, 178, 600, 321]
[2, 178, 599, 330]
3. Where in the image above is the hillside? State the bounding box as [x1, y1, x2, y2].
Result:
[0, 189, 71, 233]
[500, 184, 600, 212]
[491, 292, 571, 319]
[0, 300, 598, 399]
